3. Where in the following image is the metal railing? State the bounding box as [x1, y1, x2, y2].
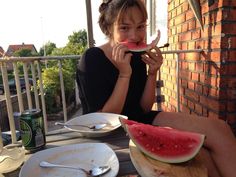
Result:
[0, 49, 203, 147]
[0, 55, 80, 146]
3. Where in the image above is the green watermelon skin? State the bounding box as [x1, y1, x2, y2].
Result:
[125, 122, 205, 163]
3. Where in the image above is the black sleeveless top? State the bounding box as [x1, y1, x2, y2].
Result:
[77, 47, 158, 124]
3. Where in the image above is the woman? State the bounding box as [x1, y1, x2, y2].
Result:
[76, 0, 236, 176]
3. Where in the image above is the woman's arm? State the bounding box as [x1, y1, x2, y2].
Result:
[140, 72, 157, 112]
[100, 43, 133, 114]
[101, 74, 131, 113]
[140, 47, 163, 112]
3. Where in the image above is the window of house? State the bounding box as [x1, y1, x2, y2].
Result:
[146, 0, 168, 46]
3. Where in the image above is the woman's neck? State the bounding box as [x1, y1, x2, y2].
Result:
[99, 41, 114, 60]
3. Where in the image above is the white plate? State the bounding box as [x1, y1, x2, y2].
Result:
[19, 143, 119, 177]
[63, 112, 128, 137]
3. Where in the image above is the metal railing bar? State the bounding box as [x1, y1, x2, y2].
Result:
[0, 63, 17, 143]
[31, 62, 40, 109]
[36, 61, 48, 133]
[0, 55, 81, 63]
[23, 63, 32, 109]
[13, 62, 24, 112]
[58, 60, 67, 122]
[161, 49, 203, 54]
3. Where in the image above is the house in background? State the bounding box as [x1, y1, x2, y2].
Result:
[5, 43, 38, 57]
[6, 43, 37, 70]
[0, 43, 38, 71]
[0, 46, 4, 57]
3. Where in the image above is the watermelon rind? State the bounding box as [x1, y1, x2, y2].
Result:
[126, 124, 205, 164]
[121, 30, 161, 52]
[119, 117, 140, 132]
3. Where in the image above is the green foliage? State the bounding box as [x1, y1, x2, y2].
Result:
[13, 48, 38, 57]
[39, 41, 57, 56]
[42, 66, 75, 113]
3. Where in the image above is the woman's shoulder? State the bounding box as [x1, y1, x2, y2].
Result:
[79, 47, 107, 71]
[83, 47, 105, 57]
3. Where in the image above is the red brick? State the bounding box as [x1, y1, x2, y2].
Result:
[188, 62, 195, 71]
[195, 84, 203, 94]
[210, 51, 221, 62]
[228, 51, 236, 62]
[185, 89, 199, 102]
[182, 23, 188, 32]
[227, 101, 236, 112]
[181, 1, 189, 12]
[211, 37, 221, 49]
[185, 10, 195, 21]
[195, 104, 203, 115]
[179, 32, 191, 41]
[185, 52, 201, 61]
[188, 41, 195, 49]
[187, 100, 195, 110]
[175, 14, 186, 25]
[222, 23, 236, 35]
[208, 111, 219, 119]
[191, 72, 199, 82]
[192, 29, 201, 40]
[196, 62, 204, 72]
[188, 20, 196, 30]
[188, 81, 195, 90]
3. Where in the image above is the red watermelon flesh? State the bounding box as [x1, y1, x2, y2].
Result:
[120, 30, 161, 52]
[119, 117, 140, 130]
[126, 123, 205, 163]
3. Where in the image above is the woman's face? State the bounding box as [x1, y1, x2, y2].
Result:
[112, 6, 147, 44]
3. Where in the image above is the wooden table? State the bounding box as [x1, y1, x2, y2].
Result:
[2, 127, 139, 177]
[2, 127, 207, 177]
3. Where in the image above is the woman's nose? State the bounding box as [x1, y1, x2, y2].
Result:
[128, 29, 139, 41]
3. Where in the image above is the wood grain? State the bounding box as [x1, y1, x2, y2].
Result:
[129, 140, 208, 177]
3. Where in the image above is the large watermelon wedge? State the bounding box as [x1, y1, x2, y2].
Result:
[120, 118, 205, 163]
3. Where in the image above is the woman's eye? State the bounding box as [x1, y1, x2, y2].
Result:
[119, 26, 129, 31]
[137, 24, 146, 31]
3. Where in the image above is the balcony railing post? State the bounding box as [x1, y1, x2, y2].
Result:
[23, 62, 33, 109]
[1, 62, 17, 143]
[58, 60, 67, 122]
[13, 62, 24, 112]
[30, 62, 40, 109]
[36, 60, 48, 133]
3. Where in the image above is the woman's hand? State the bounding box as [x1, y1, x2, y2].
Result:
[142, 46, 163, 75]
[112, 43, 133, 77]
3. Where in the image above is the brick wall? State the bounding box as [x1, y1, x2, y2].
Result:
[160, 0, 236, 123]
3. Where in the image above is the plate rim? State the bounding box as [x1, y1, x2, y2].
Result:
[19, 142, 119, 177]
[63, 112, 128, 136]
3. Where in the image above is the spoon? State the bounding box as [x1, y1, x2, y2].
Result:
[55, 122, 107, 130]
[39, 161, 110, 176]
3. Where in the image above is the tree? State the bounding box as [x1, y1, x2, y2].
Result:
[41, 29, 87, 112]
[39, 41, 57, 56]
[13, 49, 36, 57]
[13, 49, 38, 77]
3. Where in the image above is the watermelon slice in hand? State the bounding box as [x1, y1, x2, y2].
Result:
[121, 30, 161, 53]
[119, 118, 205, 163]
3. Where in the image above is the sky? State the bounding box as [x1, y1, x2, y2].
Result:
[0, 0, 106, 52]
[0, 0, 167, 52]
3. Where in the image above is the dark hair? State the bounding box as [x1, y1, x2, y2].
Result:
[98, 0, 147, 38]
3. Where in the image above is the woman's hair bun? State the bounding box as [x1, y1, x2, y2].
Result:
[99, 0, 112, 13]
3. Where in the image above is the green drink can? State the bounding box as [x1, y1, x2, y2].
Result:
[20, 109, 46, 151]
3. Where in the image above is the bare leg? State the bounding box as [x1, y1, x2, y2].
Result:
[153, 112, 236, 177]
[200, 148, 221, 177]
